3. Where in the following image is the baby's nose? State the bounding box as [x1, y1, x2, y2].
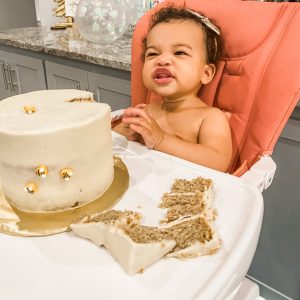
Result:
[156, 54, 172, 66]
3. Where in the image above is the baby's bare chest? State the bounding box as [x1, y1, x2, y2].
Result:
[154, 112, 203, 143]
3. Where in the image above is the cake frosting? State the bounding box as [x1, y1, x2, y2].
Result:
[0, 89, 114, 213]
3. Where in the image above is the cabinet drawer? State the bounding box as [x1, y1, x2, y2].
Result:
[45, 61, 88, 90]
[88, 72, 131, 111]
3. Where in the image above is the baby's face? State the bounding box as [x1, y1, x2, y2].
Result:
[142, 20, 213, 101]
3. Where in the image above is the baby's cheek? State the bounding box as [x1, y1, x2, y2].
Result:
[142, 65, 152, 88]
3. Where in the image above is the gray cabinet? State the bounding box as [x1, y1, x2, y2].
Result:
[0, 47, 131, 109]
[0, 0, 37, 31]
[88, 72, 131, 110]
[45, 61, 89, 90]
[45, 61, 131, 110]
[248, 107, 300, 300]
[0, 50, 11, 100]
[0, 50, 46, 100]
[10, 53, 46, 94]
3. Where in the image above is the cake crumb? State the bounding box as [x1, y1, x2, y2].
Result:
[68, 96, 94, 103]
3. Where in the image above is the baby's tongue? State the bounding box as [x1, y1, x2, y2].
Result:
[158, 73, 170, 79]
[155, 74, 173, 84]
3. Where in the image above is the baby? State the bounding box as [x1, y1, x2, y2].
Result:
[114, 7, 232, 172]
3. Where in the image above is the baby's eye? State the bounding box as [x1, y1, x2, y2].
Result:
[145, 52, 158, 57]
[175, 51, 187, 56]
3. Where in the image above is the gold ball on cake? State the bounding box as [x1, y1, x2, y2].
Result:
[60, 168, 73, 181]
[24, 182, 38, 194]
[23, 105, 36, 114]
[35, 164, 49, 178]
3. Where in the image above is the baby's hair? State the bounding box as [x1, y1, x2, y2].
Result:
[142, 6, 222, 64]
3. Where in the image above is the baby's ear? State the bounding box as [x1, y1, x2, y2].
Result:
[201, 64, 216, 85]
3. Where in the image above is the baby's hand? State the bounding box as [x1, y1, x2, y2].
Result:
[122, 106, 163, 149]
[121, 104, 147, 142]
[123, 104, 147, 119]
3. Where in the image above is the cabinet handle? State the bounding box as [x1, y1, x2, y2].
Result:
[76, 83, 81, 90]
[1, 63, 9, 90]
[7, 65, 18, 92]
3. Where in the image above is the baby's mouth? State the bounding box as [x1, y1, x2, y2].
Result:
[153, 68, 174, 84]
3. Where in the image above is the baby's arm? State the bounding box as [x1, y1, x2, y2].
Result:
[155, 108, 232, 172]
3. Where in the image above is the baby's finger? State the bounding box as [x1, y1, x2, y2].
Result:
[123, 116, 152, 131]
[127, 107, 152, 123]
[123, 107, 136, 118]
[129, 124, 149, 137]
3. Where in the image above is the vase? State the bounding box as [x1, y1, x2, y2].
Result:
[75, 0, 132, 43]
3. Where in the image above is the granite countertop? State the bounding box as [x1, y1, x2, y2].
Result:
[0, 27, 131, 71]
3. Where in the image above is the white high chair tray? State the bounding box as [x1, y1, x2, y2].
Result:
[0, 132, 263, 300]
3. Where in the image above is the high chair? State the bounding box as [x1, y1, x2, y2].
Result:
[127, 1, 300, 298]
[131, 0, 300, 191]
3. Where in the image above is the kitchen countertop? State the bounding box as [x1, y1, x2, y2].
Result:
[1, 27, 298, 107]
[0, 26, 131, 71]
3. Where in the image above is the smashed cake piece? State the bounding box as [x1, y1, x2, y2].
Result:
[171, 177, 213, 194]
[71, 210, 141, 246]
[159, 177, 221, 257]
[170, 177, 214, 206]
[79, 210, 141, 226]
[159, 177, 216, 224]
[71, 211, 220, 274]
[162, 216, 221, 259]
[122, 215, 221, 259]
[159, 191, 207, 224]
[71, 210, 176, 275]
[160, 204, 206, 223]
[71, 176, 221, 275]
[160, 191, 206, 208]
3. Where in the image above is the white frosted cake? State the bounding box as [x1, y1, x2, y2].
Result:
[0, 89, 114, 213]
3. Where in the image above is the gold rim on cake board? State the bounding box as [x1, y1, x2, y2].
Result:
[0, 157, 129, 237]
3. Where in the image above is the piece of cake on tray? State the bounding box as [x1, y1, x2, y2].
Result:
[159, 176, 217, 224]
[71, 177, 221, 275]
[71, 210, 177, 275]
[0, 89, 114, 213]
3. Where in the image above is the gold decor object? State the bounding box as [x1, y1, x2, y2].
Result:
[51, 0, 74, 29]
[35, 165, 49, 178]
[53, 0, 66, 17]
[60, 168, 73, 181]
[24, 182, 38, 194]
[0, 157, 129, 236]
[23, 105, 36, 114]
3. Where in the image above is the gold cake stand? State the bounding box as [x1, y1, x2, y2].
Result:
[0, 157, 129, 237]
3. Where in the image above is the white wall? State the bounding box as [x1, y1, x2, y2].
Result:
[34, 0, 62, 27]
[0, 0, 37, 30]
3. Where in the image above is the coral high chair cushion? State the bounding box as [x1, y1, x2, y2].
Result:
[131, 0, 300, 174]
